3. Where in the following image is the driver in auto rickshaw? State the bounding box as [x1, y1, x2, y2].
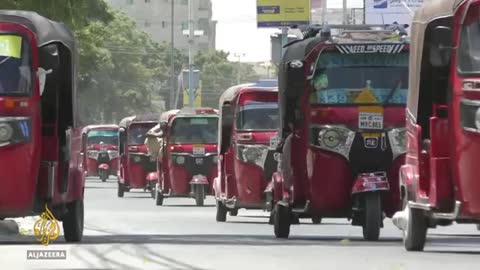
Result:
[309, 69, 329, 103]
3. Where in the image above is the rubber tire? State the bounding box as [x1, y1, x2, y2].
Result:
[477, 224, 480, 231]
[155, 190, 164, 206]
[117, 183, 124, 198]
[273, 203, 291, 238]
[404, 206, 428, 251]
[229, 209, 238, 216]
[62, 200, 84, 242]
[311, 216, 322, 224]
[268, 211, 274, 225]
[100, 170, 107, 182]
[216, 200, 227, 222]
[363, 193, 382, 241]
[194, 185, 205, 206]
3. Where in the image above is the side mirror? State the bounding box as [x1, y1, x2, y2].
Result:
[118, 128, 126, 155]
[285, 60, 306, 97]
[429, 26, 453, 67]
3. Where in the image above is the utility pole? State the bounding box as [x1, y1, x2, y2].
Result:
[188, 0, 194, 107]
[234, 53, 245, 84]
[343, 0, 348, 24]
[169, 0, 175, 109]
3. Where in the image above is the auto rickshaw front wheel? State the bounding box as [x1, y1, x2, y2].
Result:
[194, 185, 205, 206]
[155, 190, 164, 206]
[362, 193, 382, 241]
[403, 206, 427, 251]
[62, 200, 84, 242]
[273, 203, 291, 238]
[311, 216, 322, 224]
[216, 200, 227, 222]
[117, 183, 125, 198]
[229, 209, 238, 216]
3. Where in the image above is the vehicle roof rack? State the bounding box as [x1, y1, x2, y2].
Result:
[293, 22, 409, 41]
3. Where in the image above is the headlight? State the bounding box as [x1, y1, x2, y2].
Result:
[0, 117, 31, 147]
[176, 156, 185, 165]
[313, 125, 355, 160]
[388, 128, 406, 160]
[108, 150, 119, 159]
[87, 150, 99, 159]
[212, 155, 218, 164]
[0, 123, 13, 142]
[237, 144, 268, 168]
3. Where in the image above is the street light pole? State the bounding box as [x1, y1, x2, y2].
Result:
[188, 0, 194, 107]
[234, 53, 245, 85]
[169, 0, 175, 109]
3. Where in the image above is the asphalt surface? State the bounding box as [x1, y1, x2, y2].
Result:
[0, 176, 479, 270]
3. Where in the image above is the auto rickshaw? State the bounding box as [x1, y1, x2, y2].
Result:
[214, 83, 279, 221]
[0, 10, 84, 241]
[392, 0, 480, 251]
[154, 107, 218, 206]
[271, 24, 410, 240]
[81, 124, 119, 182]
[117, 114, 158, 197]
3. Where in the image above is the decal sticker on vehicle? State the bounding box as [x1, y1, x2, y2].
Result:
[0, 35, 22, 58]
[336, 44, 405, 54]
[193, 144, 205, 155]
[363, 133, 380, 148]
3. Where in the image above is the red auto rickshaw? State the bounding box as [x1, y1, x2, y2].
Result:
[154, 107, 218, 206]
[81, 124, 119, 182]
[117, 114, 158, 197]
[271, 24, 410, 240]
[0, 11, 84, 241]
[392, 0, 480, 251]
[214, 83, 279, 221]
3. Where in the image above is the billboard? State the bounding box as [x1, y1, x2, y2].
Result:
[365, 0, 424, 25]
[256, 0, 311, 28]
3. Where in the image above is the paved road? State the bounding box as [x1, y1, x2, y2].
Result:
[1, 177, 479, 269]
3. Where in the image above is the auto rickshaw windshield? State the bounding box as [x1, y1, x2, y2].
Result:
[458, 6, 480, 74]
[128, 123, 155, 145]
[0, 34, 32, 96]
[236, 102, 278, 130]
[87, 130, 118, 145]
[309, 51, 409, 105]
[170, 117, 218, 144]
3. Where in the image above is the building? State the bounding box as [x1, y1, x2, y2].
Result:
[106, 0, 217, 54]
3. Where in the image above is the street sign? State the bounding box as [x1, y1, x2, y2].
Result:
[365, 0, 424, 26]
[256, 0, 311, 28]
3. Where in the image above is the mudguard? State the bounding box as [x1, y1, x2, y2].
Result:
[146, 172, 158, 182]
[351, 171, 390, 194]
[98, 163, 110, 170]
[190, 174, 209, 185]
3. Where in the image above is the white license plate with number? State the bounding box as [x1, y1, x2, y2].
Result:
[193, 146, 205, 155]
[269, 136, 279, 150]
[359, 113, 383, 130]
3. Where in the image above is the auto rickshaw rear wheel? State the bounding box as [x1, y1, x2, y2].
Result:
[404, 206, 427, 251]
[155, 189, 164, 205]
[362, 193, 381, 241]
[62, 200, 84, 242]
[117, 183, 125, 198]
[477, 224, 480, 231]
[311, 216, 322, 224]
[229, 209, 238, 216]
[273, 203, 291, 238]
[216, 200, 227, 222]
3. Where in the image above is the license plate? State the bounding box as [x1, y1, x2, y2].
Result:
[359, 112, 383, 130]
[269, 136, 279, 150]
[193, 144, 205, 155]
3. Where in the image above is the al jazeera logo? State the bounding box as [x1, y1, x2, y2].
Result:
[26, 204, 67, 260]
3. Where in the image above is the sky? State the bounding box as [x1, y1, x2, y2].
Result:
[211, 0, 364, 63]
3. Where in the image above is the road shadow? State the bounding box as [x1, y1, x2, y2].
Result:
[161, 204, 215, 208]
